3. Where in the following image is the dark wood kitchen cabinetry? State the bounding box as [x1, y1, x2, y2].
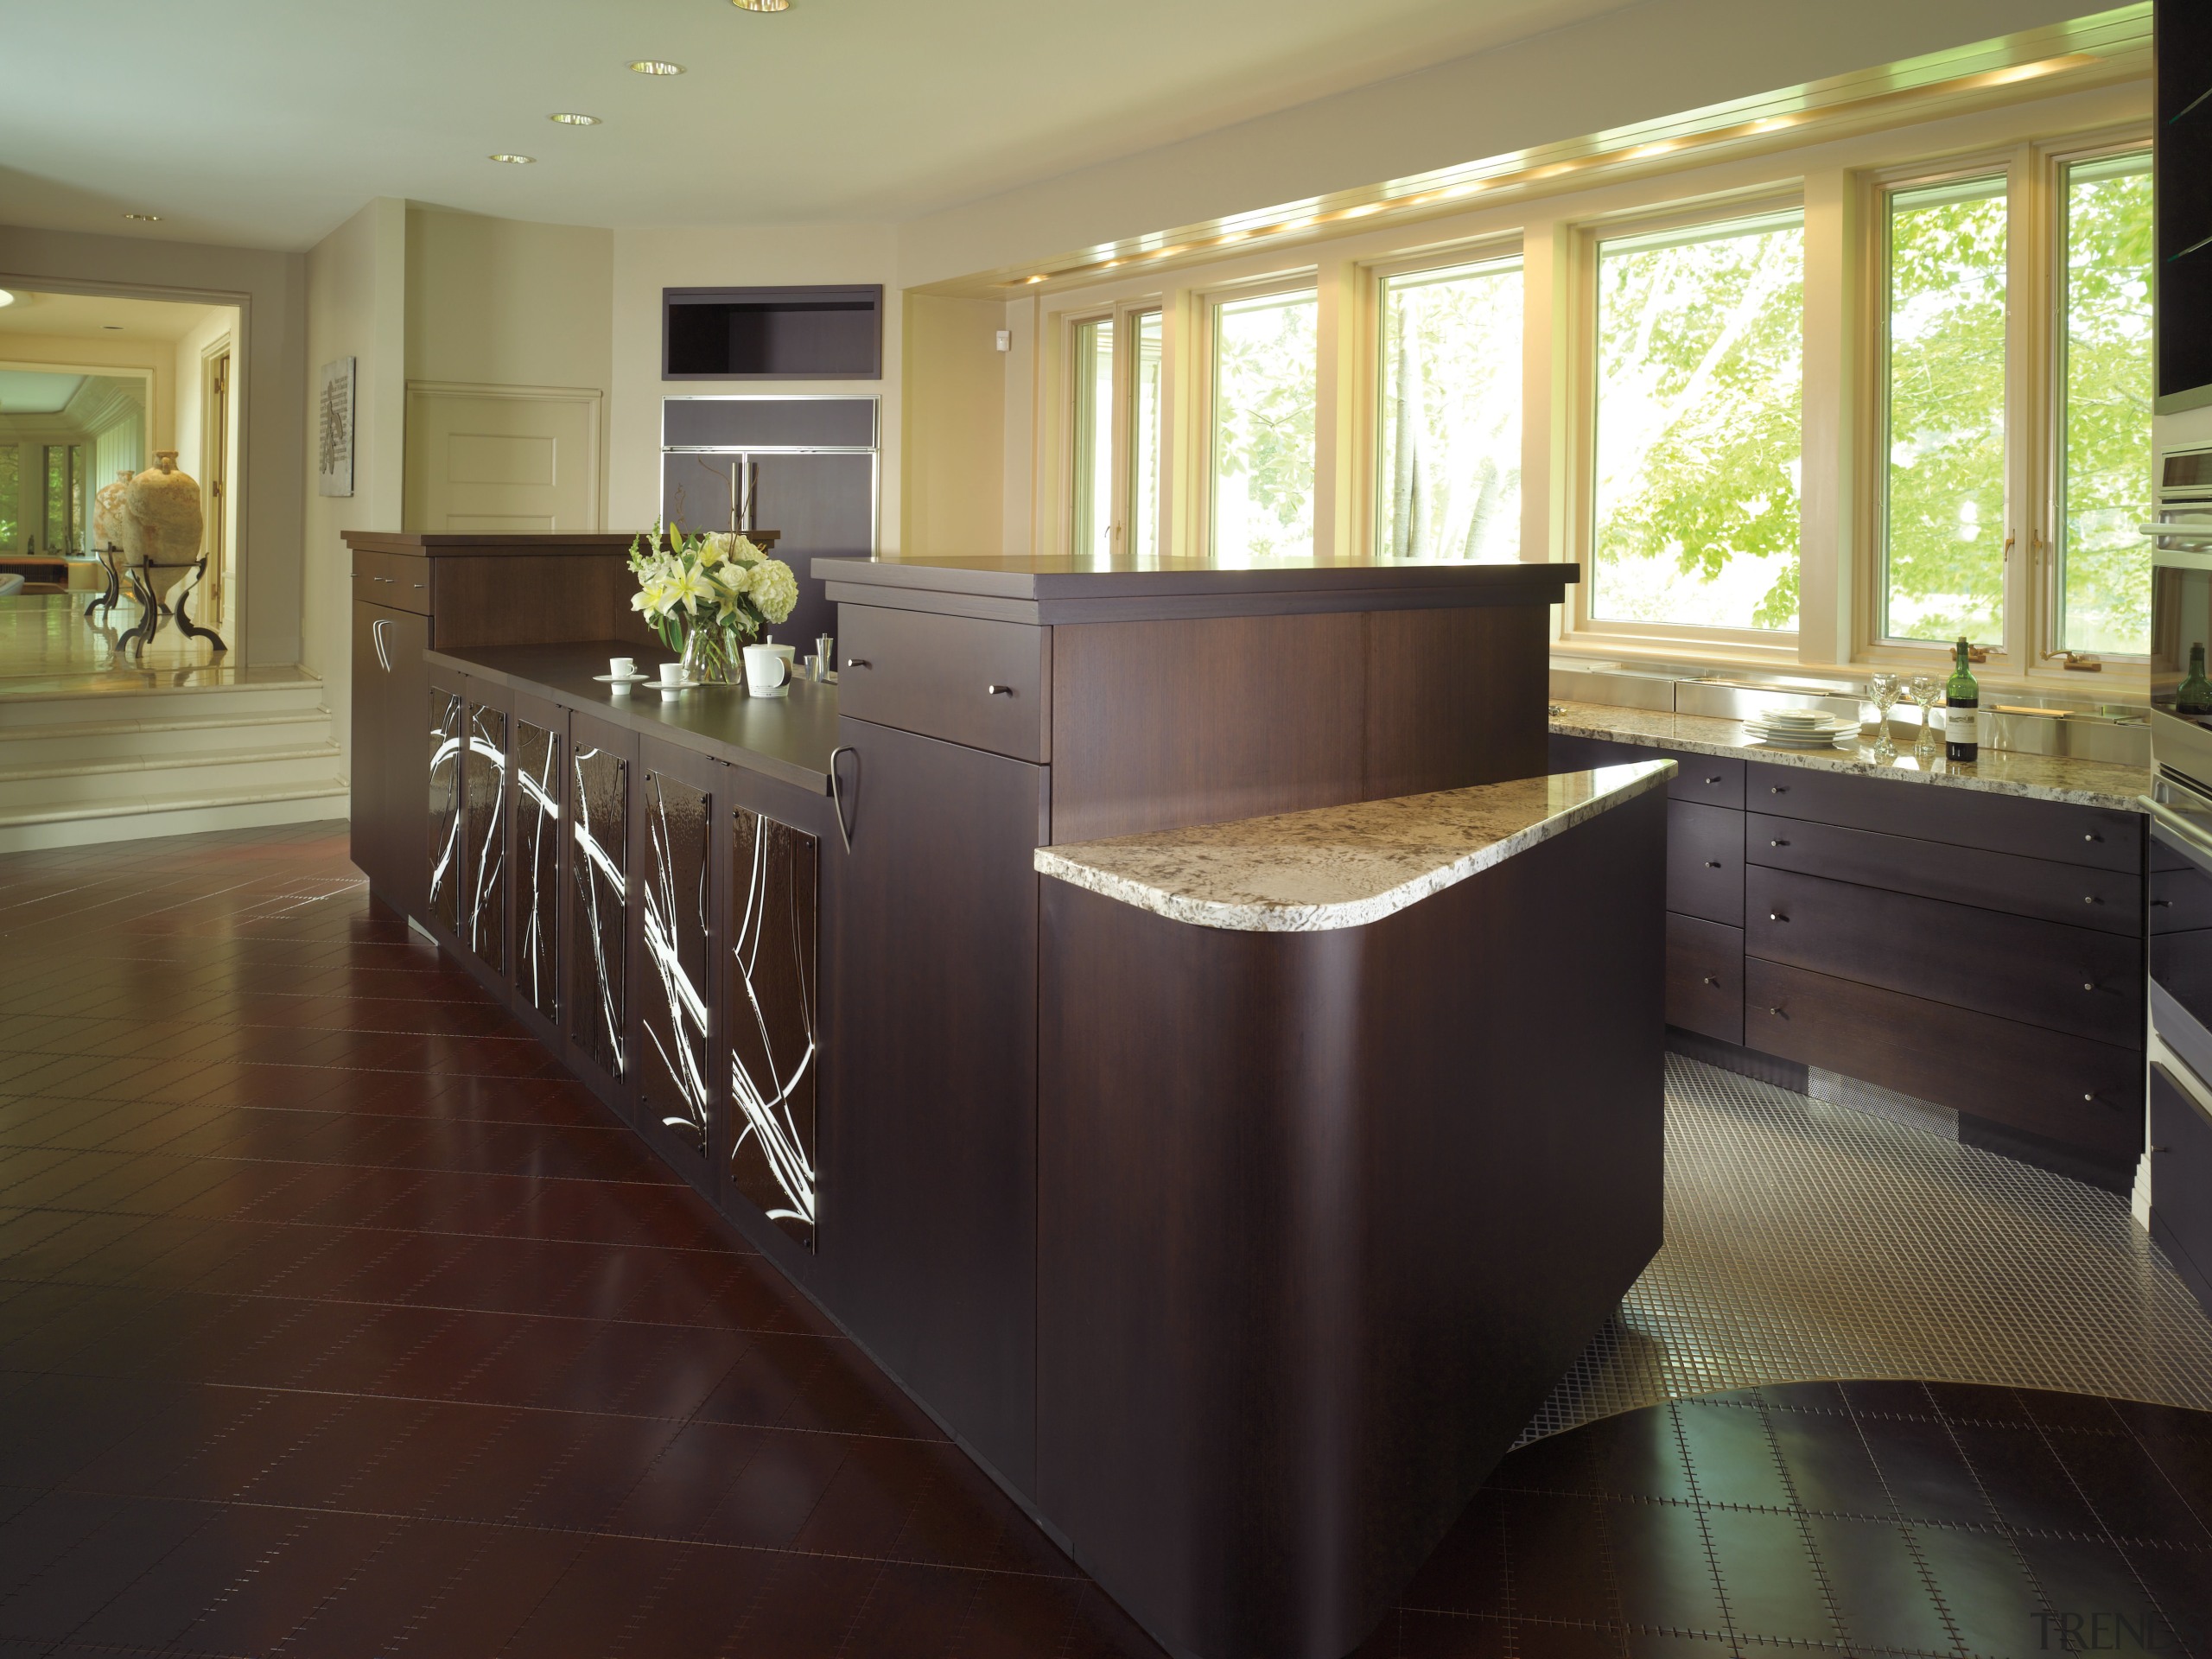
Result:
[1551, 733, 2149, 1178]
[344, 532, 662, 918]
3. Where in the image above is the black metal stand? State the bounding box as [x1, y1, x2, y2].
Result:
[123, 560, 226, 656]
[82, 549, 122, 620]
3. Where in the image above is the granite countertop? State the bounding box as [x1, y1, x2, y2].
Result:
[429, 640, 838, 795]
[1550, 700, 2153, 813]
[1033, 760, 1672, 932]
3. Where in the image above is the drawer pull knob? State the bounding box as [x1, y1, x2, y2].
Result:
[1767, 1006, 1787, 1017]
[2154, 899, 2175, 907]
[1770, 785, 1786, 794]
[986, 683, 1015, 696]
[1770, 838, 1787, 847]
[1706, 775, 1723, 785]
[2082, 982, 2095, 992]
[2084, 1093, 2096, 1103]
[1703, 975, 1720, 987]
[1770, 912, 1787, 923]
[1705, 860, 1722, 869]
[2084, 895, 2100, 905]
[2084, 833, 2100, 842]
[845, 658, 872, 671]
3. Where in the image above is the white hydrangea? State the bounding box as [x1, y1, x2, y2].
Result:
[748, 557, 798, 624]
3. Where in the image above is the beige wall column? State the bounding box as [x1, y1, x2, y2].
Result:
[1313, 257, 1361, 563]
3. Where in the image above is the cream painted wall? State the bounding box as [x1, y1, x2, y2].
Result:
[303, 199, 404, 784]
[902, 294, 1007, 559]
[403, 207, 613, 529]
[608, 223, 899, 549]
[895, 0, 2095, 288]
[0, 224, 306, 662]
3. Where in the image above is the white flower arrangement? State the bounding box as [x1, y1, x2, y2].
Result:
[627, 524, 800, 682]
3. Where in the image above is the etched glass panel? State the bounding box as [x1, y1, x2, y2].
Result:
[569, 745, 628, 1077]
[428, 686, 463, 936]
[642, 772, 712, 1158]
[514, 720, 561, 1022]
[464, 703, 506, 972]
[728, 807, 819, 1249]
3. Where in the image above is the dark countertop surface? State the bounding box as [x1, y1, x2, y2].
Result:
[429, 640, 837, 795]
[816, 555, 1578, 624]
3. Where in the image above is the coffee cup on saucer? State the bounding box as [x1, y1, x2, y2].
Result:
[609, 656, 636, 679]
[658, 661, 686, 689]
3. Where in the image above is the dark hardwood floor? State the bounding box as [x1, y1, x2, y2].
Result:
[1, 823, 2209, 1657]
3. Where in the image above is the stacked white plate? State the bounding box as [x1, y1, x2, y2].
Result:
[1744, 709, 1859, 749]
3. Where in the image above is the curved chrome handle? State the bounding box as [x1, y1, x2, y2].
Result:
[372, 617, 391, 673]
[828, 745, 856, 855]
[987, 683, 1014, 696]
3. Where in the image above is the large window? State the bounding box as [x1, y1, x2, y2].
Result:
[0, 446, 16, 554]
[1070, 315, 1115, 560]
[1377, 257, 1522, 561]
[2057, 152, 2153, 656]
[1882, 177, 2010, 645]
[1212, 288, 1318, 562]
[1130, 309, 1163, 563]
[1592, 212, 1804, 632]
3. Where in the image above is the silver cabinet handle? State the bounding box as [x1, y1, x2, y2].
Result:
[828, 745, 856, 854]
[2082, 982, 2096, 992]
[1704, 861, 1721, 869]
[1770, 912, 1787, 922]
[1767, 1006, 1786, 1017]
[372, 617, 391, 672]
[845, 658, 871, 671]
[1702, 975, 1719, 987]
[1769, 838, 1787, 847]
[986, 684, 1014, 696]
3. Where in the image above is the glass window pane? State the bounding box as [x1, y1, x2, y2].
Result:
[1070, 316, 1114, 560]
[1884, 177, 2008, 644]
[0, 445, 17, 552]
[1130, 310, 1163, 563]
[2059, 153, 2153, 656]
[1378, 259, 1522, 562]
[1593, 213, 1802, 631]
[1212, 289, 1317, 562]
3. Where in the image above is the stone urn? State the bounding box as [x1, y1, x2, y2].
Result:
[93, 470, 139, 563]
[125, 451, 203, 569]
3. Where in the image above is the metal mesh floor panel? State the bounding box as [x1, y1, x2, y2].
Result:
[1520, 1053, 2212, 1444]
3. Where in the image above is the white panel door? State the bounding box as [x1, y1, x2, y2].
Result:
[404, 385, 601, 532]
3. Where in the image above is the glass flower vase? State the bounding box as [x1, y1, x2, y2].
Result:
[680, 625, 741, 685]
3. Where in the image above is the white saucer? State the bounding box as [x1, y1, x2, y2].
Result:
[593, 671, 657, 683]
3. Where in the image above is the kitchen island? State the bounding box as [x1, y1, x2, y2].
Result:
[372, 553, 1667, 1659]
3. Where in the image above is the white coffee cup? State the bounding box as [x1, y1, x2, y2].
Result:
[609, 656, 635, 679]
[742, 643, 789, 696]
[658, 660, 686, 687]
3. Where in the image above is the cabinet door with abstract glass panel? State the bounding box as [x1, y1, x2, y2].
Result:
[717, 763, 833, 1257]
[461, 677, 511, 979]
[565, 710, 637, 1107]
[634, 739, 718, 1187]
[509, 694, 565, 1040]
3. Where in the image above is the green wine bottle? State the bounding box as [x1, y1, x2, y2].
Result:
[2179, 644, 2212, 716]
[1944, 639, 1980, 764]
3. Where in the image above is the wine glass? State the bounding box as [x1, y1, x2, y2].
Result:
[1866, 673, 1901, 761]
[1905, 675, 1942, 760]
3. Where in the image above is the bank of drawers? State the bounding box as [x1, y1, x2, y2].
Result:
[836, 605, 1051, 763]
[1550, 732, 2148, 1160]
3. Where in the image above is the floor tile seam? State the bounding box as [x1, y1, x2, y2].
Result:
[1926, 1396, 2068, 1638]
[157, 1511, 323, 1655]
[34, 1487, 232, 1653]
[149, 1374, 943, 1442]
[0, 1211, 757, 1262]
[1753, 1398, 1852, 1647]
[0, 1144, 679, 1187]
[1664, 1400, 1742, 1649]
[1414, 1608, 1965, 1659]
[2018, 1400, 2200, 1638]
[21, 1487, 1098, 1582]
[1473, 1483, 2151, 1544]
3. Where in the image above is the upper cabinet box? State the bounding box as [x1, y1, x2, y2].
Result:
[2159, 5, 2212, 408]
[664, 285, 884, 381]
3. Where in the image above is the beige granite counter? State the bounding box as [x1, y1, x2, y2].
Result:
[1551, 700, 2153, 813]
[1034, 760, 1672, 932]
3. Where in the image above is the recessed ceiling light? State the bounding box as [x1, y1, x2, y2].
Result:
[0, 290, 13, 308]
[123, 213, 161, 222]
[733, 0, 791, 10]
[628, 59, 684, 74]
[550, 111, 601, 125]
[489, 153, 536, 165]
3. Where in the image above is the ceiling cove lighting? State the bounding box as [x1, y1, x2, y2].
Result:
[550, 112, 601, 125]
[732, 0, 791, 10]
[629, 60, 684, 75]
[123, 213, 161, 222]
[0, 291, 14, 308]
[489, 153, 535, 164]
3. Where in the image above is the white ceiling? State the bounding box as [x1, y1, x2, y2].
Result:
[0, 372, 86, 416]
[0, 0, 1639, 251]
[0, 291, 236, 343]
